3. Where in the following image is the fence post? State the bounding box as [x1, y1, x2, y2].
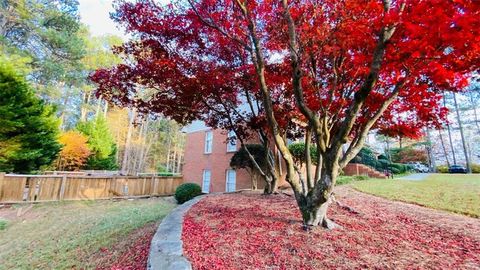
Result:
[141, 177, 147, 196]
[59, 175, 67, 201]
[109, 176, 115, 199]
[0, 172, 4, 201]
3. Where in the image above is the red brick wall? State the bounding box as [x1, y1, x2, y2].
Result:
[343, 163, 386, 179]
[183, 129, 255, 193]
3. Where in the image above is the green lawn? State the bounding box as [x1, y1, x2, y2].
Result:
[0, 198, 175, 269]
[352, 174, 480, 218]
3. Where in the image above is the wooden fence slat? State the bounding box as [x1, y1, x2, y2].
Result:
[59, 175, 67, 200]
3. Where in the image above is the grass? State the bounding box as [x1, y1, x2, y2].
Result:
[352, 174, 480, 217]
[337, 175, 370, 185]
[0, 198, 175, 270]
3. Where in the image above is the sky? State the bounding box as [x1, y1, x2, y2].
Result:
[78, 0, 125, 38]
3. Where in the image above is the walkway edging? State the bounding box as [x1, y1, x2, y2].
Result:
[148, 196, 203, 270]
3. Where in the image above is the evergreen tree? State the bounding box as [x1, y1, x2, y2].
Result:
[0, 63, 61, 172]
[76, 116, 118, 170]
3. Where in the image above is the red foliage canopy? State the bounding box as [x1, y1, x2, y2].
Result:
[91, 0, 480, 141]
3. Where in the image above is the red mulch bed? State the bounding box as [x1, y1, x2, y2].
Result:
[182, 187, 480, 270]
[94, 222, 158, 270]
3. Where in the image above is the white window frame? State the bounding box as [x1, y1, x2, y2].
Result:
[202, 170, 211, 193]
[225, 169, 236, 192]
[226, 130, 237, 152]
[204, 130, 213, 154]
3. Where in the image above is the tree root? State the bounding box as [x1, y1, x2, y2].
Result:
[322, 218, 342, 230]
[331, 194, 360, 215]
[302, 218, 343, 231]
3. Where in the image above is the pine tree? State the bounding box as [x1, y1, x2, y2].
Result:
[76, 116, 118, 170]
[0, 63, 61, 173]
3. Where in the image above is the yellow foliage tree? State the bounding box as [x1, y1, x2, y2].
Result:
[56, 131, 91, 171]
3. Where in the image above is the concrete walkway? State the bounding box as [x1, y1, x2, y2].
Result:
[148, 196, 203, 270]
[397, 173, 431, 181]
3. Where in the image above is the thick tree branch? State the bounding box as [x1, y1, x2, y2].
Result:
[339, 80, 406, 168]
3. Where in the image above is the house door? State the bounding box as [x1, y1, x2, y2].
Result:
[226, 169, 236, 192]
[202, 170, 211, 193]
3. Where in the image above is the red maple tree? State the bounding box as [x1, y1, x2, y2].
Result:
[92, 0, 480, 228]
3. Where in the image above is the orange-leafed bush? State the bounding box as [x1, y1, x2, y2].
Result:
[56, 131, 91, 171]
[395, 148, 428, 164]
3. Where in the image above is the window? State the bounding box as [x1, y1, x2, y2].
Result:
[226, 169, 236, 192]
[202, 170, 211, 193]
[226, 130, 237, 152]
[204, 130, 213, 154]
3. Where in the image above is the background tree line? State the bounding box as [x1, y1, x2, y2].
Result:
[0, 0, 184, 174]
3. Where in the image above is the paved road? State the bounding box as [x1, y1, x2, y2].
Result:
[397, 173, 431, 181]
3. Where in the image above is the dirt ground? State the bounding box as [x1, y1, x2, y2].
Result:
[182, 187, 480, 270]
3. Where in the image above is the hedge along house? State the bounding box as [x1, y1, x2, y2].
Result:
[182, 121, 288, 193]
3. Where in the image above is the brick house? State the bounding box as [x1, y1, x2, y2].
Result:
[182, 120, 293, 192]
[183, 122, 258, 193]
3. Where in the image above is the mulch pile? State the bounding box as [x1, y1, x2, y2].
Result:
[182, 188, 480, 269]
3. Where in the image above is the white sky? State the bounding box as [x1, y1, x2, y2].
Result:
[78, 0, 126, 38]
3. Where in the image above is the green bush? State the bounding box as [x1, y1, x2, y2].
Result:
[471, 164, 480, 174]
[378, 154, 389, 161]
[0, 219, 7, 230]
[288, 142, 318, 165]
[174, 183, 202, 204]
[437, 165, 449, 173]
[390, 163, 408, 173]
[390, 167, 401, 174]
[377, 159, 391, 169]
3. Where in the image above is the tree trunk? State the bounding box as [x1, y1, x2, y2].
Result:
[121, 108, 136, 175]
[176, 145, 183, 174]
[251, 170, 258, 190]
[425, 129, 436, 172]
[295, 174, 338, 229]
[468, 91, 480, 134]
[296, 164, 339, 229]
[444, 94, 457, 165]
[263, 174, 278, 194]
[438, 129, 450, 167]
[453, 93, 471, 173]
[299, 197, 334, 228]
[80, 91, 92, 122]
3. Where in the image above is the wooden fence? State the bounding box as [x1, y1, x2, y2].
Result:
[0, 173, 183, 203]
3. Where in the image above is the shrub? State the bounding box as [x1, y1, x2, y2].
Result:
[0, 219, 6, 230]
[56, 131, 91, 171]
[390, 167, 401, 174]
[378, 154, 389, 161]
[377, 159, 391, 169]
[175, 183, 202, 204]
[230, 144, 267, 170]
[288, 142, 318, 165]
[436, 165, 449, 173]
[471, 164, 480, 174]
[390, 163, 407, 173]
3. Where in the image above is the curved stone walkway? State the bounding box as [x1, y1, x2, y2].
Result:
[148, 196, 203, 270]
